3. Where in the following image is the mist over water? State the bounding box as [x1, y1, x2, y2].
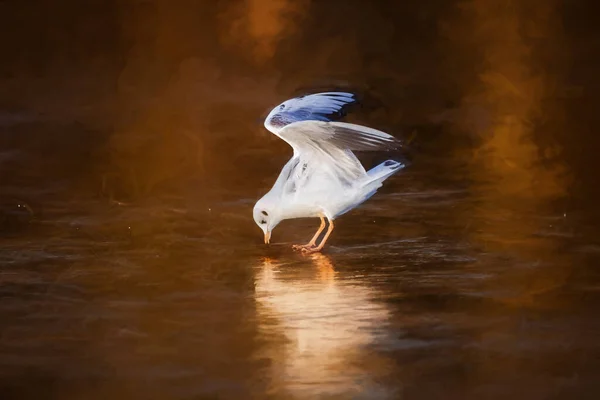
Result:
[2, 1, 600, 399]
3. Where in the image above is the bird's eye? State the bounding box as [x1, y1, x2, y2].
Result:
[261, 211, 268, 216]
[260, 219, 266, 224]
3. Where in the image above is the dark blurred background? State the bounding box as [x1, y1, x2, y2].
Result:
[2, 1, 600, 399]
[1, 0, 597, 204]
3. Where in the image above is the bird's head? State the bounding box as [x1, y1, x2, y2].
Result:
[253, 198, 281, 244]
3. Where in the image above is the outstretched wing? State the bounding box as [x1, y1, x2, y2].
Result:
[263, 92, 403, 190]
[264, 92, 356, 134]
[278, 120, 402, 155]
[277, 120, 402, 184]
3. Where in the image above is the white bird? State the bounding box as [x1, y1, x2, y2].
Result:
[253, 92, 405, 253]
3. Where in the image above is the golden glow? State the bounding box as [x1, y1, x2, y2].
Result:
[449, 0, 570, 306]
[255, 255, 392, 396]
[456, 0, 566, 201]
[220, 0, 310, 63]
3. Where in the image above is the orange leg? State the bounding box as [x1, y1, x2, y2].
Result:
[293, 216, 326, 250]
[302, 218, 334, 253]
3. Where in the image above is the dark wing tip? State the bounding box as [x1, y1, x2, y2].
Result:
[330, 125, 403, 151]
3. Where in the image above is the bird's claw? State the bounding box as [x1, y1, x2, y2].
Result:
[300, 246, 321, 254]
[292, 243, 315, 251]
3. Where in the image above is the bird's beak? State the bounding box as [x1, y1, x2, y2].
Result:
[264, 230, 271, 244]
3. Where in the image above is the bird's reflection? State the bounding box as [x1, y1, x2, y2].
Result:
[255, 254, 393, 398]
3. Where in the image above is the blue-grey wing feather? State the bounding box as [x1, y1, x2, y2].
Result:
[265, 92, 356, 133]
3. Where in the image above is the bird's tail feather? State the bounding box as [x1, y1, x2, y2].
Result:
[354, 160, 405, 204]
[333, 160, 404, 218]
[365, 160, 405, 185]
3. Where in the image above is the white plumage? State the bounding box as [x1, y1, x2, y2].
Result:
[253, 92, 405, 252]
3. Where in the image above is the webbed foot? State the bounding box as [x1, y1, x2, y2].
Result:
[292, 243, 316, 251]
[300, 246, 322, 254]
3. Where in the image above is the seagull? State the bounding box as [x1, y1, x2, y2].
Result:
[253, 92, 405, 253]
